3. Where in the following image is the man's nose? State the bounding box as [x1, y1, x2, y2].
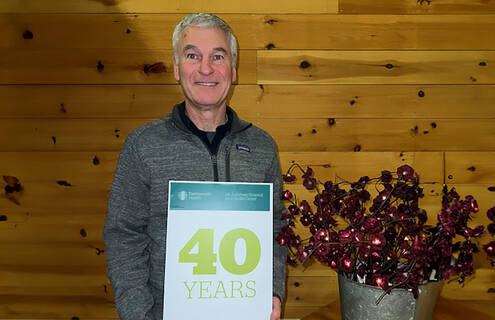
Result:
[199, 58, 214, 75]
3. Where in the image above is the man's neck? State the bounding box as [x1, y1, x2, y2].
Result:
[184, 102, 227, 132]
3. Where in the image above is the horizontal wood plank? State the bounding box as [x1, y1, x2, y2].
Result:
[3, 14, 495, 50]
[0, 49, 256, 85]
[279, 151, 443, 183]
[285, 276, 338, 307]
[2, 119, 495, 152]
[258, 119, 495, 152]
[258, 51, 495, 85]
[0, 152, 442, 223]
[446, 152, 495, 184]
[0, 294, 116, 319]
[3, 84, 495, 119]
[0, 244, 106, 268]
[0, 0, 338, 13]
[339, 0, 495, 14]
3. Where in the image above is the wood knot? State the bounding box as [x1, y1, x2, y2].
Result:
[328, 118, 335, 126]
[23, 29, 34, 39]
[93, 156, 100, 165]
[350, 99, 356, 106]
[57, 180, 72, 187]
[423, 130, 429, 134]
[265, 18, 278, 25]
[60, 103, 67, 113]
[411, 125, 419, 135]
[297, 133, 302, 137]
[467, 166, 476, 171]
[97, 61, 105, 72]
[265, 43, 276, 50]
[80, 229, 87, 238]
[479, 61, 487, 66]
[431, 122, 437, 128]
[353, 144, 361, 152]
[294, 282, 300, 287]
[51, 136, 57, 144]
[0, 215, 7, 222]
[299, 61, 311, 69]
[125, 28, 131, 34]
[488, 186, 495, 192]
[448, 175, 453, 179]
[418, 90, 425, 98]
[311, 129, 317, 134]
[143, 62, 166, 75]
[385, 63, 394, 69]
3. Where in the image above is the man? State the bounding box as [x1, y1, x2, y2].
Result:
[104, 13, 287, 320]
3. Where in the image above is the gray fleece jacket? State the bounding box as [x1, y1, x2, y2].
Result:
[104, 103, 287, 320]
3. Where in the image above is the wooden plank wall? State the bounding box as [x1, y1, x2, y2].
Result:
[1, 0, 495, 319]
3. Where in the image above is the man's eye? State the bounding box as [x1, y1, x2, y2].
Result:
[186, 53, 198, 59]
[213, 55, 224, 61]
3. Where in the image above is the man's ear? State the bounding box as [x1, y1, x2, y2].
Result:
[232, 66, 237, 83]
[173, 60, 180, 82]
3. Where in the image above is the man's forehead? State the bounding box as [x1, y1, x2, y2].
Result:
[179, 26, 229, 47]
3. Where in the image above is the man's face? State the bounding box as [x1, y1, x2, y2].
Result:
[174, 26, 236, 110]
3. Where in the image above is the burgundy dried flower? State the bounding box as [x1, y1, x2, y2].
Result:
[283, 173, 296, 182]
[487, 223, 495, 236]
[397, 164, 414, 180]
[362, 216, 382, 234]
[303, 177, 317, 190]
[487, 207, 495, 222]
[484, 241, 495, 256]
[282, 190, 293, 200]
[302, 167, 313, 178]
[380, 170, 393, 183]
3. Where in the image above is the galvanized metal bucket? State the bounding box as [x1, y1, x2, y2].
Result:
[338, 273, 442, 320]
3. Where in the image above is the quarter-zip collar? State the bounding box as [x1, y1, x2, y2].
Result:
[170, 101, 252, 137]
[170, 101, 252, 182]
[178, 102, 232, 156]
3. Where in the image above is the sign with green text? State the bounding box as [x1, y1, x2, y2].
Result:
[163, 181, 273, 320]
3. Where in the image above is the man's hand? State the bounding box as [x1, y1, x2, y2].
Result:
[270, 296, 282, 320]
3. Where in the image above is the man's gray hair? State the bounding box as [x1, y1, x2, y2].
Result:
[172, 13, 238, 68]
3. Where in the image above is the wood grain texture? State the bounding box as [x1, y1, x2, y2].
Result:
[0, 49, 256, 84]
[3, 84, 495, 119]
[258, 51, 495, 85]
[339, 0, 495, 14]
[445, 152, 495, 184]
[2, 118, 495, 152]
[279, 151, 443, 183]
[301, 297, 495, 320]
[0, 0, 338, 13]
[3, 14, 495, 50]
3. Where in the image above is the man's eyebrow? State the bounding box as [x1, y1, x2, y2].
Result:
[213, 47, 228, 54]
[182, 44, 198, 52]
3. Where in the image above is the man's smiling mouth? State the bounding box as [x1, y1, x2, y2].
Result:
[195, 82, 218, 86]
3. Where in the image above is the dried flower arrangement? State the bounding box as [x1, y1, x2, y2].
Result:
[277, 164, 486, 298]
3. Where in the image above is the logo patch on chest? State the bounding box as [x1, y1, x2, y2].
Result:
[236, 144, 251, 152]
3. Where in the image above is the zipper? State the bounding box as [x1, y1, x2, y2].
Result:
[224, 142, 232, 182]
[211, 154, 219, 181]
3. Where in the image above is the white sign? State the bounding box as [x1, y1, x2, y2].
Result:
[163, 181, 273, 320]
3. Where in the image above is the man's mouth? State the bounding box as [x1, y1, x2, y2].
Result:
[195, 82, 218, 86]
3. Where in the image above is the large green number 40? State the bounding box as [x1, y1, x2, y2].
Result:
[179, 228, 261, 275]
[178, 229, 217, 275]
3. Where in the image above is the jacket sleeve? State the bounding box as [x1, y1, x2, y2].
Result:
[103, 135, 154, 320]
[266, 145, 288, 302]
